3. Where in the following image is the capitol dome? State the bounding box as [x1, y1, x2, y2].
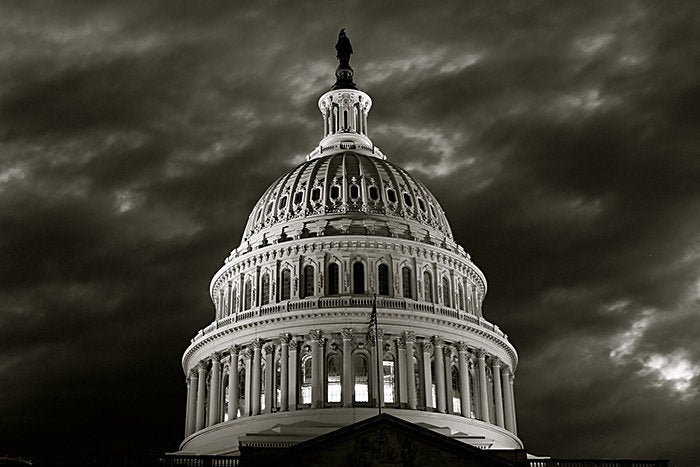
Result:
[178, 31, 521, 457]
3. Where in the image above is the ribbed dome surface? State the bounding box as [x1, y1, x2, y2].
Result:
[243, 152, 453, 244]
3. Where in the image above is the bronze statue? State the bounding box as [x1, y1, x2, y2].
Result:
[335, 28, 353, 67]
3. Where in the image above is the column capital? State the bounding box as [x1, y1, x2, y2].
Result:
[253, 338, 264, 349]
[263, 343, 275, 355]
[341, 328, 354, 340]
[188, 369, 198, 380]
[422, 341, 434, 354]
[456, 341, 469, 353]
[443, 346, 454, 359]
[279, 333, 291, 344]
[491, 356, 502, 368]
[395, 337, 406, 350]
[310, 329, 323, 341]
[403, 331, 416, 343]
[243, 349, 253, 359]
[432, 336, 444, 347]
[476, 348, 488, 359]
[211, 351, 222, 363]
[229, 344, 241, 356]
[197, 361, 208, 372]
[288, 339, 299, 351]
[501, 365, 512, 376]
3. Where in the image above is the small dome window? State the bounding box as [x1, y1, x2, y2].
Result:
[255, 208, 263, 222]
[265, 201, 274, 215]
[418, 198, 426, 212]
[429, 204, 436, 217]
[311, 186, 322, 202]
[386, 188, 397, 203]
[368, 186, 379, 201]
[403, 193, 413, 207]
[279, 196, 288, 209]
[330, 185, 340, 200]
[293, 191, 304, 205]
[350, 185, 360, 200]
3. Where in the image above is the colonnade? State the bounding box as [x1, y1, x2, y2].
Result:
[184, 330, 517, 438]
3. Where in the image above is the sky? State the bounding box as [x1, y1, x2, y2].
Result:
[0, 1, 698, 465]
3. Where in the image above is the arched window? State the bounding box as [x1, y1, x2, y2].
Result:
[353, 353, 369, 402]
[383, 354, 395, 404]
[423, 271, 433, 302]
[452, 366, 461, 415]
[328, 263, 340, 295]
[327, 353, 342, 403]
[261, 274, 270, 306]
[430, 359, 436, 409]
[414, 355, 423, 407]
[244, 280, 252, 310]
[275, 360, 282, 408]
[378, 264, 390, 296]
[442, 276, 451, 307]
[402, 267, 412, 298]
[281, 269, 291, 301]
[222, 374, 230, 421]
[353, 262, 365, 294]
[301, 354, 312, 404]
[260, 362, 266, 412]
[303, 265, 315, 298]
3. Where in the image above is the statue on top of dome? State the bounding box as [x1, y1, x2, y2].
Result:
[335, 28, 353, 68]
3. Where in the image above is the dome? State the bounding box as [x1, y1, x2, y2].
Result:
[242, 152, 454, 249]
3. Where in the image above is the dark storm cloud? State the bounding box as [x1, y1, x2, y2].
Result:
[0, 1, 698, 465]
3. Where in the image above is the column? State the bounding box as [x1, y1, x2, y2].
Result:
[208, 352, 221, 426]
[477, 349, 490, 423]
[251, 338, 263, 415]
[444, 346, 454, 413]
[396, 337, 407, 406]
[492, 358, 505, 428]
[243, 350, 252, 416]
[341, 328, 353, 408]
[228, 346, 240, 420]
[375, 329, 385, 406]
[195, 361, 207, 431]
[422, 341, 434, 409]
[264, 343, 274, 413]
[502, 366, 515, 432]
[288, 339, 298, 410]
[509, 373, 518, 435]
[279, 335, 290, 412]
[457, 342, 471, 418]
[433, 337, 446, 413]
[404, 332, 416, 410]
[310, 330, 322, 408]
[186, 370, 197, 436]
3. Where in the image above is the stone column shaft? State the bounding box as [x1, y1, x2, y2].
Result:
[457, 346, 471, 417]
[502, 367, 515, 432]
[251, 340, 262, 415]
[228, 348, 240, 420]
[477, 350, 490, 423]
[195, 363, 207, 431]
[492, 359, 505, 428]
[422, 342, 434, 409]
[288, 341, 298, 410]
[311, 331, 322, 408]
[433, 338, 446, 413]
[405, 337, 416, 410]
[280, 337, 289, 412]
[208, 354, 221, 426]
[444, 347, 453, 413]
[186, 371, 198, 436]
[397, 339, 407, 405]
[342, 330, 353, 407]
[264, 345, 274, 413]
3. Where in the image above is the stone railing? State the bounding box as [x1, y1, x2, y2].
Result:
[527, 460, 668, 467]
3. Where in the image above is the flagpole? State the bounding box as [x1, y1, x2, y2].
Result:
[372, 294, 382, 415]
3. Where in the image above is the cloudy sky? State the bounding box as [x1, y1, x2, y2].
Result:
[0, 1, 698, 465]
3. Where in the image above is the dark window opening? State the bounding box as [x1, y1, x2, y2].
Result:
[281, 269, 291, 301]
[378, 264, 390, 296]
[311, 187, 322, 202]
[402, 267, 412, 298]
[303, 265, 314, 298]
[350, 185, 360, 200]
[403, 193, 413, 207]
[368, 186, 379, 201]
[328, 263, 340, 295]
[353, 262, 365, 294]
[330, 185, 340, 200]
[387, 189, 397, 203]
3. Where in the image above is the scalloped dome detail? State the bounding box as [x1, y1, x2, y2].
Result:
[242, 152, 453, 246]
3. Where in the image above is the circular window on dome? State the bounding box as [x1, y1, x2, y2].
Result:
[386, 188, 397, 203]
[293, 191, 304, 205]
[311, 186, 322, 203]
[368, 186, 379, 201]
[402, 192, 413, 208]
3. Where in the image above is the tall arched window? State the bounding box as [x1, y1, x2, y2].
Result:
[260, 363, 266, 412]
[275, 360, 282, 408]
[442, 276, 451, 307]
[222, 374, 230, 421]
[423, 271, 433, 302]
[301, 354, 312, 404]
[378, 264, 390, 296]
[353, 262, 365, 294]
[244, 279, 252, 310]
[452, 366, 461, 415]
[383, 354, 396, 404]
[327, 353, 342, 403]
[353, 353, 369, 402]
[281, 269, 291, 301]
[402, 266, 412, 298]
[261, 274, 270, 306]
[303, 265, 314, 298]
[457, 283, 465, 311]
[238, 367, 246, 418]
[328, 263, 340, 295]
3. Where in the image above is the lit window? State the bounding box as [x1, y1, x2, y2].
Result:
[327, 354, 342, 403]
[354, 354, 369, 402]
[301, 355, 312, 404]
[383, 358, 395, 403]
